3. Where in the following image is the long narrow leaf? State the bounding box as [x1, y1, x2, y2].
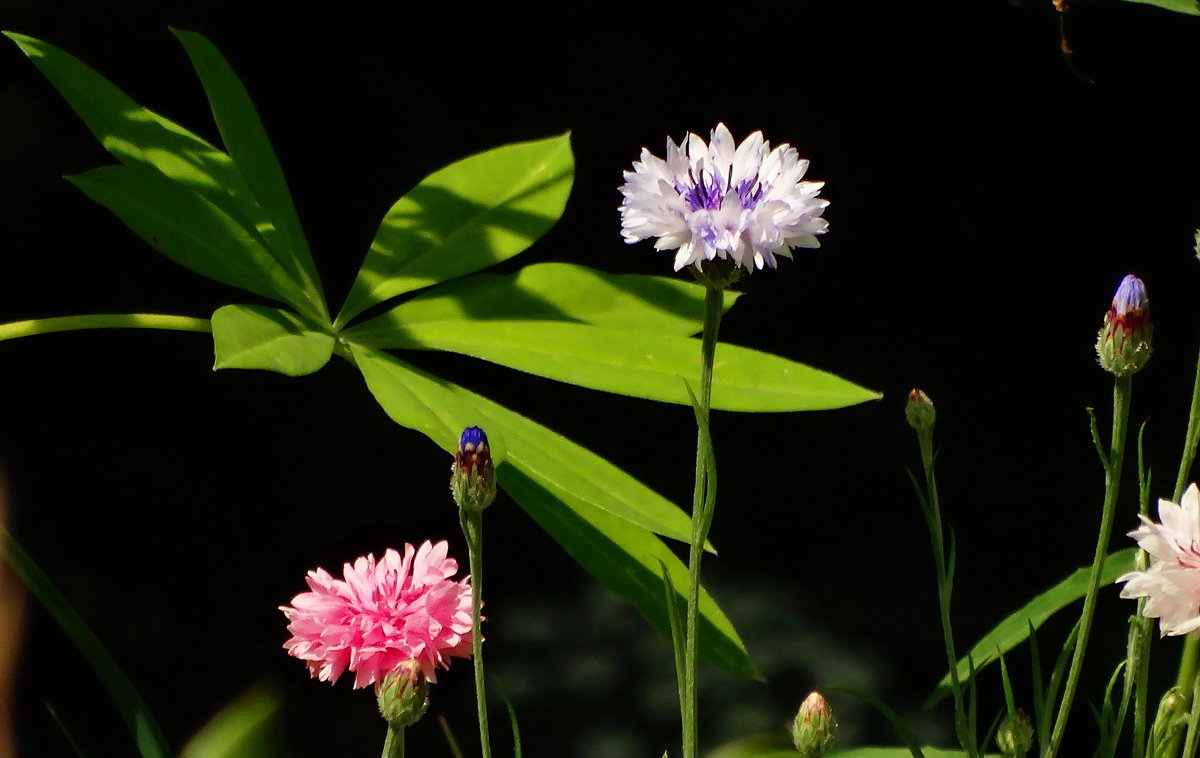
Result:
[348, 344, 755, 678]
[1121, 0, 1200, 14]
[346, 319, 879, 412]
[927, 548, 1136, 706]
[67, 164, 315, 318]
[178, 686, 282, 758]
[1, 528, 170, 758]
[831, 687, 926, 758]
[349, 344, 694, 543]
[346, 262, 739, 337]
[172, 29, 327, 321]
[337, 134, 574, 326]
[3, 34, 290, 268]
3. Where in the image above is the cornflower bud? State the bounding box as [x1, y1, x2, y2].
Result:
[996, 708, 1033, 757]
[905, 389, 936, 431]
[791, 691, 836, 758]
[1096, 274, 1152, 376]
[451, 426, 496, 512]
[376, 660, 430, 728]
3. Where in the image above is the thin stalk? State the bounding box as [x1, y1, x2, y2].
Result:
[682, 285, 724, 758]
[1183, 673, 1200, 758]
[382, 722, 405, 758]
[916, 426, 974, 757]
[1113, 427, 1152, 758]
[461, 509, 492, 758]
[0, 314, 211, 341]
[1044, 375, 1133, 758]
[1161, 347, 1200, 758]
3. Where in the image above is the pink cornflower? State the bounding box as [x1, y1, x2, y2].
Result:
[280, 541, 474, 688]
[1118, 484, 1200, 636]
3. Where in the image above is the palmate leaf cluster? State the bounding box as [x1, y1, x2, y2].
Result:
[3, 27, 879, 753]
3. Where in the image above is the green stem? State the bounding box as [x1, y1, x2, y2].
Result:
[461, 509, 491, 758]
[1183, 673, 1200, 758]
[1044, 375, 1133, 758]
[1161, 348, 1200, 758]
[382, 722, 405, 758]
[682, 285, 724, 758]
[917, 427, 974, 757]
[0, 314, 211, 341]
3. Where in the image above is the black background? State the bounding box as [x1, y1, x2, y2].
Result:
[3, 1, 1200, 756]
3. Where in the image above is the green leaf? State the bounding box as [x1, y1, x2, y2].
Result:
[346, 262, 739, 338]
[171, 29, 327, 321]
[927, 547, 1137, 706]
[829, 749, 1001, 758]
[350, 344, 689, 541]
[211, 304, 333, 376]
[179, 686, 282, 758]
[347, 319, 879, 411]
[5, 35, 266, 246]
[336, 134, 574, 326]
[1, 528, 170, 758]
[348, 344, 755, 678]
[832, 686, 927, 758]
[1120, 0, 1200, 14]
[67, 164, 312, 311]
[5, 32, 320, 320]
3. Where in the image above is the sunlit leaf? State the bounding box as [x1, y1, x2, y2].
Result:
[1121, 0, 1200, 14]
[179, 686, 282, 758]
[172, 29, 327, 321]
[347, 319, 879, 411]
[348, 344, 755, 678]
[5, 31, 322, 320]
[67, 164, 313, 314]
[346, 262, 738, 337]
[336, 134, 574, 326]
[211, 304, 333, 376]
[1, 528, 170, 758]
[927, 548, 1137, 706]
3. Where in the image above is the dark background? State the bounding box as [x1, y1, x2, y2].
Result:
[3, 1, 1200, 756]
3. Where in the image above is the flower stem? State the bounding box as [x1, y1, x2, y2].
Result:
[682, 285, 724, 758]
[382, 722, 406, 758]
[1159, 348, 1200, 758]
[460, 508, 491, 758]
[1044, 374, 1133, 758]
[915, 425, 975, 757]
[0, 314, 211, 342]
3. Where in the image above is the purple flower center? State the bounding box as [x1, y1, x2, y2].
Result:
[676, 167, 766, 213]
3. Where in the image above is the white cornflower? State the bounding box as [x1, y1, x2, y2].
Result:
[1118, 483, 1200, 636]
[618, 123, 829, 272]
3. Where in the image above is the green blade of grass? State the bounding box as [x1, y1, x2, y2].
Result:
[1, 528, 169, 758]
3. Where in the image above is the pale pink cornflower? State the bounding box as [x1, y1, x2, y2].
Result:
[280, 541, 474, 688]
[1118, 484, 1200, 636]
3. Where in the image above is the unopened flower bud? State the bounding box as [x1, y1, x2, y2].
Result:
[1151, 686, 1190, 746]
[376, 660, 430, 728]
[451, 426, 496, 512]
[996, 708, 1033, 757]
[1096, 274, 1152, 376]
[905, 389, 936, 431]
[791, 691, 836, 758]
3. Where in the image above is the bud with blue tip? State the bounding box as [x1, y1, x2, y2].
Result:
[1096, 274, 1152, 377]
[451, 426, 497, 512]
